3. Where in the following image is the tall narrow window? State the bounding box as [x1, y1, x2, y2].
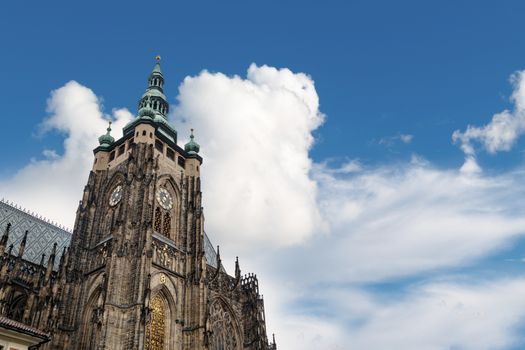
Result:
[118, 144, 125, 156]
[155, 139, 164, 152]
[162, 213, 171, 237]
[7, 294, 27, 322]
[154, 207, 162, 232]
[166, 148, 175, 161]
[177, 156, 185, 168]
[145, 295, 166, 350]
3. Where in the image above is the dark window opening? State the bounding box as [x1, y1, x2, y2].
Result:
[163, 212, 171, 237]
[154, 207, 162, 232]
[155, 139, 164, 152]
[7, 294, 27, 322]
[142, 130, 146, 136]
[167, 148, 175, 161]
[109, 151, 115, 161]
[177, 156, 185, 168]
[118, 144, 125, 156]
[150, 132, 153, 138]
[136, 131, 139, 137]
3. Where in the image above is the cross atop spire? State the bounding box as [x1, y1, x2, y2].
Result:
[152, 55, 162, 75]
[98, 120, 115, 147]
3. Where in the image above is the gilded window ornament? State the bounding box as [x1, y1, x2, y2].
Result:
[154, 207, 162, 232]
[145, 295, 166, 350]
[162, 212, 171, 237]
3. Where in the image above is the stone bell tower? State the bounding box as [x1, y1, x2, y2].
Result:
[50, 57, 207, 349]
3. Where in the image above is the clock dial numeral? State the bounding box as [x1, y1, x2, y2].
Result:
[156, 188, 173, 210]
[109, 185, 123, 206]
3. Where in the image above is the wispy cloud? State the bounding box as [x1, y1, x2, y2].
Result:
[378, 133, 414, 147]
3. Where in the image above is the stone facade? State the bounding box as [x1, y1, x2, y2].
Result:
[0, 59, 276, 350]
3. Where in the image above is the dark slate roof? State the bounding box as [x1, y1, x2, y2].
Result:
[0, 199, 71, 269]
[0, 315, 50, 340]
[204, 231, 218, 268]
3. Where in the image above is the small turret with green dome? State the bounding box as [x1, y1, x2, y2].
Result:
[185, 129, 200, 155]
[98, 121, 115, 148]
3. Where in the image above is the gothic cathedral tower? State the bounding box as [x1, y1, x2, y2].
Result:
[46, 58, 276, 350]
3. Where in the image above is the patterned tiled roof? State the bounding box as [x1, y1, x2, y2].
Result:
[0, 199, 71, 270]
[0, 315, 50, 340]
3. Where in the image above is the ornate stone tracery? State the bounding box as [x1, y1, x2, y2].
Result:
[208, 299, 240, 350]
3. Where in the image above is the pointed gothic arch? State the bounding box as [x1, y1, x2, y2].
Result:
[103, 172, 127, 199]
[7, 292, 28, 322]
[145, 294, 167, 350]
[144, 280, 179, 350]
[153, 176, 181, 242]
[80, 287, 103, 350]
[207, 298, 242, 350]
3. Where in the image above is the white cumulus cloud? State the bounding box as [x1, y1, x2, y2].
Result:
[0, 81, 132, 227]
[453, 70, 525, 164]
[172, 64, 325, 249]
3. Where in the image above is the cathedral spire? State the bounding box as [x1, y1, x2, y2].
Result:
[138, 56, 169, 118]
[0, 223, 11, 256]
[0, 223, 10, 247]
[18, 230, 28, 258]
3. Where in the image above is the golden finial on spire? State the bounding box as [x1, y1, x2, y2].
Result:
[155, 55, 161, 62]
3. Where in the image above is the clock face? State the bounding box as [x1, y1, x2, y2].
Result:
[109, 185, 123, 206]
[156, 188, 173, 210]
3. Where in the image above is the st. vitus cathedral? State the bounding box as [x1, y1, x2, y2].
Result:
[0, 58, 277, 350]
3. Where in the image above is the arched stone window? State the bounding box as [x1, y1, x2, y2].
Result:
[145, 294, 167, 350]
[162, 212, 171, 236]
[80, 288, 103, 350]
[104, 210, 114, 235]
[7, 293, 27, 322]
[154, 207, 162, 232]
[208, 299, 241, 350]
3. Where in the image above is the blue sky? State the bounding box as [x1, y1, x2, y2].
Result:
[4, 1, 525, 349]
[3, 0, 525, 170]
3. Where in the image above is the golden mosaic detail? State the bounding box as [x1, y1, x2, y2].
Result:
[145, 295, 166, 350]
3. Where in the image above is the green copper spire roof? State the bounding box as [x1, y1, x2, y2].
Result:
[152, 55, 162, 74]
[98, 121, 115, 148]
[184, 129, 200, 155]
[138, 56, 169, 117]
[123, 57, 178, 142]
